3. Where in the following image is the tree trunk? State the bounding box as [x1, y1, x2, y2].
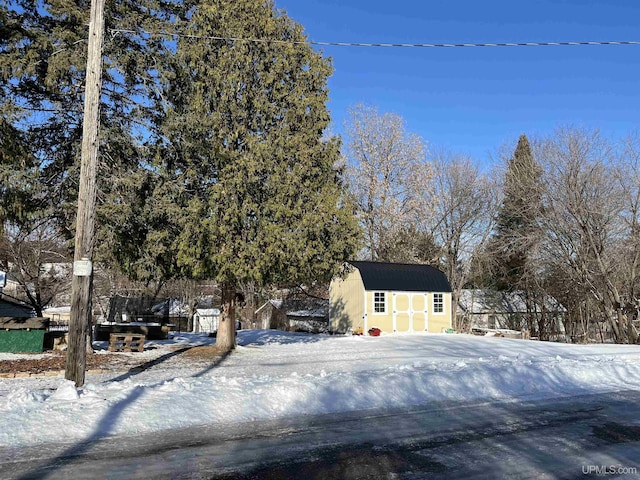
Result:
[216, 281, 236, 352]
[86, 328, 94, 354]
[451, 290, 460, 331]
[618, 307, 638, 344]
[604, 308, 621, 343]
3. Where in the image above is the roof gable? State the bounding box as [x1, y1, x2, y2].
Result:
[348, 261, 451, 293]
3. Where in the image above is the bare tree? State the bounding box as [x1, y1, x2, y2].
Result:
[536, 126, 638, 343]
[427, 150, 497, 330]
[344, 103, 433, 261]
[614, 133, 640, 341]
[0, 219, 72, 316]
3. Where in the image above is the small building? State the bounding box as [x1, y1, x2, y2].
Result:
[457, 289, 566, 338]
[0, 296, 36, 318]
[255, 299, 329, 333]
[330, 261, 453, 334]
[193, 308, 221, 334]
[0, 273, 22, 299]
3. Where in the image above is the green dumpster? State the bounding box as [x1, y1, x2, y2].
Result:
[0, 329, 46, 353]
[0, 317, 49, 353]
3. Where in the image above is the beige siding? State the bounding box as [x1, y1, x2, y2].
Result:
[412, 295, 426, 331]
[330, 268, 365, 333]
[393, 293, 411, 332]
[413, 312, 426, 331]
[427, 292, 453, 333]
[365, 290, 393, 332]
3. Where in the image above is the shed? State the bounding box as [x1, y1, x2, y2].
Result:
[193, 308, 221, 334]
[255, 299, 329, 333]
[330, 261, 453, 334]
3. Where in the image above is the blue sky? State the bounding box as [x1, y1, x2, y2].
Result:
[274, 0, 640, 164]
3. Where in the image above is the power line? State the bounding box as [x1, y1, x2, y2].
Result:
[310, 40, 640, 48]
[109, 28, 640, 49]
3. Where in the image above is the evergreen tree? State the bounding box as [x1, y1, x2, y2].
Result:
[490, 134, 543, 289]
[0, 0, 185, 283]
[2, 0, 359, 352]
[488, 134, 544, 332]
[156, 0, 359, 351]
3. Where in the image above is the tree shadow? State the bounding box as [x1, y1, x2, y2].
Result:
[107, 346, 194, 383]
[211, 390, 640, 480]
[238, 329, 328, 346]
[328, 295, 353, 334]
[16, 348, 232, 480]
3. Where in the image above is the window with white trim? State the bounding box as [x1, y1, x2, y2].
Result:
[433, 293, 444, 314]
[373, 292, 386, 314]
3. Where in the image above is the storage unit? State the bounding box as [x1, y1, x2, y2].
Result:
[330, 261, 453, 335]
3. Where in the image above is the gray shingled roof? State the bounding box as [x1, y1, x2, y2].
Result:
[458, 289, 566, 314]
[0, 296, 36, 318]
[349, 261, 452, 293]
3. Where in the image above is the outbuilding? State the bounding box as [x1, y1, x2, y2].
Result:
[255, 299, 329, 333]
[330, 261, 452, 334]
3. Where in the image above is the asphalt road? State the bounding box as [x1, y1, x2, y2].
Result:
[2, 391, 640, 480]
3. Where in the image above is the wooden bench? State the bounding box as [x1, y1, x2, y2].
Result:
[109, 333, 145, 353]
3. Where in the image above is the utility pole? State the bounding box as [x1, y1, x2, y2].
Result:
[65, 0, 105, 387]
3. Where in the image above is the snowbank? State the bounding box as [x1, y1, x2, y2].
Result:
[1, 331, 640, 447]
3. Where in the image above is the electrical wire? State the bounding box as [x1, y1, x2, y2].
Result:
[109, 28, 640, 49]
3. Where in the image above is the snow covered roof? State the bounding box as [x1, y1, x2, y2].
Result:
[43, 306, 71, 314]
[458, 289, 566, 315]
[151, 299, 189, 316]
[256, 299, 328, 319]
[255, 299, 283, 315]
[195, 308, 220, 317]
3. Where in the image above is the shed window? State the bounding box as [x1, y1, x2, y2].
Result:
[433, 293, 444, 314]
[373, 292, 386, 313]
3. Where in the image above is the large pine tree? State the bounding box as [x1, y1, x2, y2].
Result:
[157, 0, 359, 351]
[1, 0, 186, 282]
[490, 134, 543, 291]
[2, 0, 359, 354]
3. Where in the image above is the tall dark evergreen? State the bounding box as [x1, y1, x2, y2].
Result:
[0, 0, 186, 288]
[490, 134, 543, 291]
[487, 134, 546, 335]
[156, 0, 360, 351]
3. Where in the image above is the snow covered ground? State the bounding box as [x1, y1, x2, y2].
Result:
[1, 330, 640, 448]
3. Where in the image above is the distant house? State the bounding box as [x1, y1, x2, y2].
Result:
[0, 272, 21, 298]
[457, 289, 566, 336]
[255, 299, 329, 333]
[329, 261, 453, 334]
[0, 296, 36, 318]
